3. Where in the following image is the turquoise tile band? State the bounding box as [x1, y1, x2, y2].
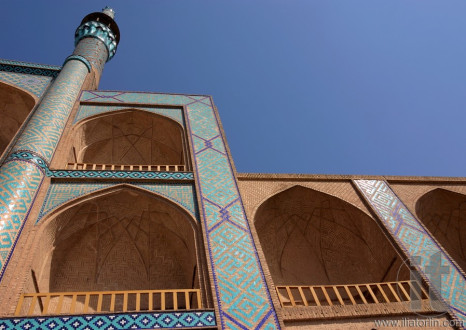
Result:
[354, 179, 466, 326]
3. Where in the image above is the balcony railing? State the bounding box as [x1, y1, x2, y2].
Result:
[65, 162, 186, 172]
[276, 280, 429, 308]
[15, 289, 202, 316]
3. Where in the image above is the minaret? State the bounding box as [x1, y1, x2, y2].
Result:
[0, 7, 119, 281]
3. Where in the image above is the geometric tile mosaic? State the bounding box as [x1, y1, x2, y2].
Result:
[185, 97, 280, 329]
[0, 59, 85, 284]
[6, 151, 194, 181]
[12, 60, 89, 162]
[0, 310, 216, 329]
[37, 181, 199, 224]
[0, 58, 61, 77]
[81, 90, 281, 330]
[0, 71, 52, 98]
[74, 104, 184, 125]
[354, 180, 466, 324]
[0, 161, 43, 281]
[80, 90, 193, 105]
[49, 170, 194, 180]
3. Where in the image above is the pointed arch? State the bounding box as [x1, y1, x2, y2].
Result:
[37, 183, 198, 226]
[31, 185, 202, 297]
[0, 81, 37, 155]
[68, 109, 187, 166]
[416, 188, 466, 273]
[254, 185, 409, 286]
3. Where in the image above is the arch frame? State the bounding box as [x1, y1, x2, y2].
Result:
[0, 80, 40, 162]
[252, 183, 412, 287]
[36, 182, 199, 228]
[251, 183, 375, 224]
[17, 184, 211, 309]
[55, 108, 190, 170]
[354, 179, 466, 325]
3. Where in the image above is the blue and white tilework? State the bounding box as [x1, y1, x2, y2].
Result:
[0, 161, 43, 280]
[354, 180, 466, 325]
[37, 182, 198, 223]
[0, 310, 216, 329]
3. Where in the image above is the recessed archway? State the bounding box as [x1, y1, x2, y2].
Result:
[0, 82, 36, 155]
[416, 188, 466, 273]
[32, 187, 199, 294]
[254, 185, 409, 286]
[69, 110, 186, 166]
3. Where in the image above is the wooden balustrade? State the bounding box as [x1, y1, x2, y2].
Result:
[15, 289, 202, 316]
[276, 280, 429, 308]
[65, 162, 186, 172]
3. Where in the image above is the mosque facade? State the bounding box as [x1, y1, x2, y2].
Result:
[0, 7, 464, 330]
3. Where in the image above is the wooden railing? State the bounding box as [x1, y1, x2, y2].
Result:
[15, 289, 202, 316]
[65, 162, 186, 172]
[276, 280, 429, 308]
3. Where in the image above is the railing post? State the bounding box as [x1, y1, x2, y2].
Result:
[97, 293, 103, 312]
[161, 292, 165, 310]
[83, 294, 90, 313]
[14, 294, 25, 316]
[148, 292, 153, 311]
[110, 293, 115, 312]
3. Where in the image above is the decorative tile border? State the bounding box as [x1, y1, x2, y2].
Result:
[12, 59, 89, 162]
[80, 90, 192, 105]
[0, 310, 216, 329]
[0, 59, 62, 70]
[0, 58, 90, 283]
[49, 170, 193, 180]
[37, 181, 198, 224]
[0, 59, 61, 77]
[354, 180, 466, 325]
[74, 104, 184, 125]
[5, 151, 193, 181]
[0, 161, 43, 281]
[185, 98, 280, 329]
[0, 71, 52, 98]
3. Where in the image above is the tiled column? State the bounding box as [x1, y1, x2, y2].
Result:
[0, 7, 119, 281]
[185, 98, 281, 329]
[354, 180, 466, 326]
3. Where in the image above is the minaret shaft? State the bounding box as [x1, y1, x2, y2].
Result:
[0, 7, 119, 283]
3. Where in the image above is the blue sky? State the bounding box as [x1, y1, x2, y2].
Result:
[2, 1, 465, 176]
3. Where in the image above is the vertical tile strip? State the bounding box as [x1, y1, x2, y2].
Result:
[0, 161, 43, 280]
[12, 60, 89, 162]
[0, 59, 89, 282]
[354, 179, 466, 325]
[185, 98, 280, 330]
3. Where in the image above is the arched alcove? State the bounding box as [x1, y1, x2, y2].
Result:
[34, 188, 198, 292]
[25, 187, 205, 313]
[0, 82, 36, 155]
[69, 110, 186, 166]
[416, 188, 466, 272]
[254, 186, 409, 286]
